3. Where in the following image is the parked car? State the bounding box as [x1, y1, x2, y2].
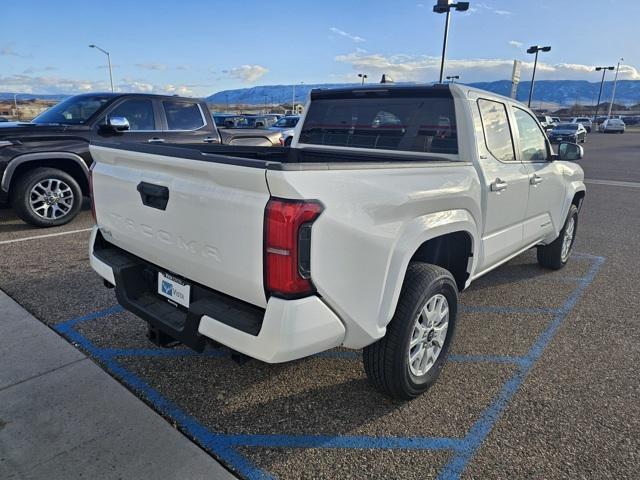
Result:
[599, 118, 626, 133]
[548, 123, 587, 144]
[0, 93, 279, 227]
[0, 117, 9, 122]
[88, 84, 585, 400]
[536, 115, 555, 131]
[269, 115, 300, 146]
[550, 116, 561, 124]
[571, 117, 592, 133]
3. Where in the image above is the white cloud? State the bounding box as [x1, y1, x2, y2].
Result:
[334, 51, 640, 82]
[509, 40, 523, 48]
[224, 64, 269, 83]
[475, 2, 512, 15]
[0, 74, 197, 96]
[0, 44, 29, 58]
[329, 27, 366, 43]
[135, 63, 168, 71]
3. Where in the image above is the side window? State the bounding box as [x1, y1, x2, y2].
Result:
[163, 101, 205, 130]
[513, 108, 549, 161]
[108, 99, 156, 131]
[477, 99, 515, 162]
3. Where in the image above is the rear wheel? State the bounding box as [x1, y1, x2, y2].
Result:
[363, 263, 458, 400]
[10, 167, 83, 227]
[537, 204, 578, 270]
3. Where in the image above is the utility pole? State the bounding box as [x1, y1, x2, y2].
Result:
[607, 58, 623, 118]
[89, 44, 114, 92]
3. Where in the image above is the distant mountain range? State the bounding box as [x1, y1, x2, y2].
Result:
[2, 80, 639, 107]
[207, 80, 640, 107]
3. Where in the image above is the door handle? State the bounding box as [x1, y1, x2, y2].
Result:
[148, 137, 165, 144]
[530, 174, 543, 185]
[203, 136, 219, 143]
[490, 178, 508, 192]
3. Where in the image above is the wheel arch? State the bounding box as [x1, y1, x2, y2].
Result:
[1, 152, 90, 195]
[376, 209, 478, 335]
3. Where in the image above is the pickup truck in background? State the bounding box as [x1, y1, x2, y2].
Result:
[88, 84, 586, 400]
[0, 93, 280, 227]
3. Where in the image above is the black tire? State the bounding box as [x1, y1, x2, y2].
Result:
[363, 263, 458, 400]
[10, 167, 83, 227]
[537, 204, 578, 270]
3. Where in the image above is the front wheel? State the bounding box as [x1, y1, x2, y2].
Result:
[363, 263, 458, 400]
[537, 204, 578, 270]
[10, 167, 83, 227]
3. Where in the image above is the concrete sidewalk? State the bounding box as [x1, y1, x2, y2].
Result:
[0, 290, 235, 480]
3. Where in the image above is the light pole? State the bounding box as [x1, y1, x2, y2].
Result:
[358, 73, 368, 85]
[607, 58, 624, 119]
[89, 44, 114, 92]
[526, 45, 551, 108]
[594, 66, 615, 125]
[13, 93, 19, 120]
[446, 75, 460, 83]
[433, 1, 469, 84]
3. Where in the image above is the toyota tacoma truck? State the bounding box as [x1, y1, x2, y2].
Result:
[88, 84, 585, 399]
[0, 93, 280, 227]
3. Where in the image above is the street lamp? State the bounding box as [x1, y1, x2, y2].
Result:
[607, 58, 624, 119]
[526, 45, 551, 107]
[594, 66, 615, 125]
[446, 75, 460, 83]
[89, 44, 114, 92]
[433, 1, 469, 84]
[358, 73, 368, 85]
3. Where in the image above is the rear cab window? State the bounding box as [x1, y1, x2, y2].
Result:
[162, 101, 205, 130]
[298, 88, 458, 156]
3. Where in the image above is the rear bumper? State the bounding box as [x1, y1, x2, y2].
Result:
[88, 226, 345, 363]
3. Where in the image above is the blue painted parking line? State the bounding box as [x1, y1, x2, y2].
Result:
[53, 253, 604, 480]
[437, 254, 604, 480]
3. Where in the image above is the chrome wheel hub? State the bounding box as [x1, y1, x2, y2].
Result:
[408, 293, 449, 377]
[29, 178, 74, 220]
[561, 216, 575, 262]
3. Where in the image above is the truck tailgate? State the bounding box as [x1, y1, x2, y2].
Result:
[89, 144, 270, 308]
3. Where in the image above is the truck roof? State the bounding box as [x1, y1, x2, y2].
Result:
[309, 83, 524, 106]
[63, 92, 206, 102]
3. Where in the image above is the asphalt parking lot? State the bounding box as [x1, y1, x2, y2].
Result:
[1, 131, 639, 479]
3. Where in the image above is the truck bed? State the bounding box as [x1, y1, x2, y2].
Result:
[91, 140, 461, 171]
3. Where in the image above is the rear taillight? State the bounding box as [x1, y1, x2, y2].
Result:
[264, 198, 323, 298]
[89, 163, 96, 222]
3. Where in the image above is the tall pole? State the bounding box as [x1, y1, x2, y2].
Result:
[13, 93, 19, 120]
[439, 9, 451, 83]
[89, 44, 114, 92]
[594, 67, 613, 124]
[607, 58, 623, 118]
[292, 84, 295, 115]
[527, 50, 539, 108]
[106, 52, 114, 92]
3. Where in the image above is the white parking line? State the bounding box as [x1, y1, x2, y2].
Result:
[585, 179, 640, 188]
[0, 227, 92, 245]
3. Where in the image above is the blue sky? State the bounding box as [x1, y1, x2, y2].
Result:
[1, 0, 638, 96]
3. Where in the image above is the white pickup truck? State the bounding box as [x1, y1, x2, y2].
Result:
[88, 84, 585, 399]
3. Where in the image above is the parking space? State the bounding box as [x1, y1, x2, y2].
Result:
[1, 132, 639, 479]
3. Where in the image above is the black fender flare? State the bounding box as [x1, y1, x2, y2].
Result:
[1, 152, 89, 193]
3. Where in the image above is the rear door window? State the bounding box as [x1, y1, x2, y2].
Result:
[299, 94, 458, 154]
[477, 99, 515, 162]
[162, 101, 205, 130]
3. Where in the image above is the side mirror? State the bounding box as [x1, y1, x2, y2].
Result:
[557, 142, 583, 161]
[107, 116, 130, 131]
